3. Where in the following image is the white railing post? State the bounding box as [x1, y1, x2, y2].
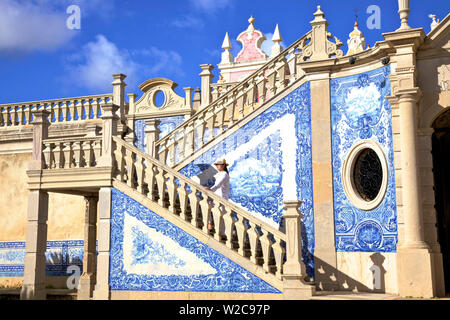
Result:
[144, 119, 161, 158]
[97, 104, 119, 167]
[282, 200, 315, 299]
[28, 110, 51, 170]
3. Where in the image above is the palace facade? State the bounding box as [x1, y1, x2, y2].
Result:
[0, 2, 449, 299]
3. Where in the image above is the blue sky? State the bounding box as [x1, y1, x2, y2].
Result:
[0, 0, 448, 104]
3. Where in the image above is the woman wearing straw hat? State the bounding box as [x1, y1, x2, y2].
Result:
[205, 158, 230, 237]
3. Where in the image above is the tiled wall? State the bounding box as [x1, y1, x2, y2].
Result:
[0, 240, 84, 277]
[134, 115, 186, 152]
[109, 188, 280, 293]
[179, 82, 315, 277]
[330, 66, 398, 252]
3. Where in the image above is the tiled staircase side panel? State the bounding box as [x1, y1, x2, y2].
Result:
[109, 188, 281, 294]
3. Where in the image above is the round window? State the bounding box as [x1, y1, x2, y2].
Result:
[353, 148, 383, 201]
[342, 140, 388, 211]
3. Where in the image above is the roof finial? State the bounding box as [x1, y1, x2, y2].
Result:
[222, 32, 232, 50]
[247, 15, 256, 32]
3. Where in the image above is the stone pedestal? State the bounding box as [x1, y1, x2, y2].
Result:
[93, 188, 112, 300]
[77, 196, 98, 300]
[282, 201, 315, 299]
[144, 119, 161, 158]
[20, 191, 49, 300]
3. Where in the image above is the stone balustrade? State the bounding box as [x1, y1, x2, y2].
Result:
[113, 136, 288, 280]
[42, 136, 103, 169]
[0, 94, 113, 129]
[155, 31, 312, 167]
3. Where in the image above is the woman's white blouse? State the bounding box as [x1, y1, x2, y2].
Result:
[210, 171, 230, 200]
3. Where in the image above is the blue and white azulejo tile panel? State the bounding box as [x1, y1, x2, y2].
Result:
[0, 240, 84, 277]
[179, 82, 315, 277]
[109, 188, 280, 293]
[330, 66, 398, 252]
[134, 115, 186, 152]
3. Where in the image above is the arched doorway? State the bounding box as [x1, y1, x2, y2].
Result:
[432, 109, 450, 293]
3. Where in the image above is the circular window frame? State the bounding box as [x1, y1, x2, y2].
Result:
[342, 140, 388, 211]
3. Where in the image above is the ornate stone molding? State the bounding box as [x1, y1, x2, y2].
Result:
[133, 78, 192, 117]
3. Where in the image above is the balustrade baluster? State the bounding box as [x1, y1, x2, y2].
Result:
[168, 140, 177, 167]
[272, 236, 285, 279]
[62, 141, 73, 168]
[211, 201, 225, 241]
[188, 186, 201, 228]
[245, 83, 257, 112]
[82, 140, 93, 167]
[196, 117, 205, 149]
[155, 166, 167, 207]
[93, 140, 102, 166]
[256, 76, 267, 104]
[144, 162, 156, 201]
[124, 147, 135, 188]
[222, 208, 236, 249]
[216, 106, 225, 134]
[166, 173, 178, 214]
[135, 154, 145, 194]
[42, 142, 53, 169]
[247, 221, 261, 265]
[226, 96, 236, 126]
[72, 141, 82, 168]
[53, 142, 63, 168]
[113, 144, 125, 182]
[178, 180, 189, 221]
[235, 217, 249, 257]
[199, 195, 212, 234]
[69, 100, 76, 122]
[236, 92, 245, 121]
[205, 112, 216, 142]
[62, 101, 68, 122]
[0, 107, 4, 126]
[17, 106, 24, 126]
[267, 68, 277, 98]
[276, 60, 288, 91]
[259, 229, 275, 273]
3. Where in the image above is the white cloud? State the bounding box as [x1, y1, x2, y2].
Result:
[64, 35, 185, 92]
[261, 33, 286, 57]
[0, 0, 75, 52]
[171, 15, 204, 28]
[189, 0, 233, 13]
[64, 35, 138, 92]
[0, 0, 115, 53]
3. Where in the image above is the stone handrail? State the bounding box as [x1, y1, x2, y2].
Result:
[155, 31, 311, 167]
[113, 135, 287, 279]
[42, 136, 103, 169]
[0, 94, 113, 129]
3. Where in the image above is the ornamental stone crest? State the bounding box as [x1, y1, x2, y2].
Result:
[134, 78, 191, 117]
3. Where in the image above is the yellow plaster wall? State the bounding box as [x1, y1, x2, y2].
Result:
[0, 153, 85, 242]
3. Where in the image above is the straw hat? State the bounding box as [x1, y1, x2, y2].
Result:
[214, 158, 229, 166]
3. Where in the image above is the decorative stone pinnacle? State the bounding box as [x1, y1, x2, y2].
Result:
[222, 32, 232, 50]
[397, 0, 411, 31]
[272, 24, 283, 43]
[248, 16, 255, 24]
[311, 5, 327, 24]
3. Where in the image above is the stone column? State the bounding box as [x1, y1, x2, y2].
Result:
[144, 119, 161, 158]
[20, 110, 51, 300]
[77, 196, 98, 300]
[199, 64, 214, 109]
[384, 28, 439, 297]
[310, 74, 339, 291]
[97, 104, 119, 167]
[282, 201, 315, 299]
[184, 87, 194, 110]
[93, 188, 112, 300]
